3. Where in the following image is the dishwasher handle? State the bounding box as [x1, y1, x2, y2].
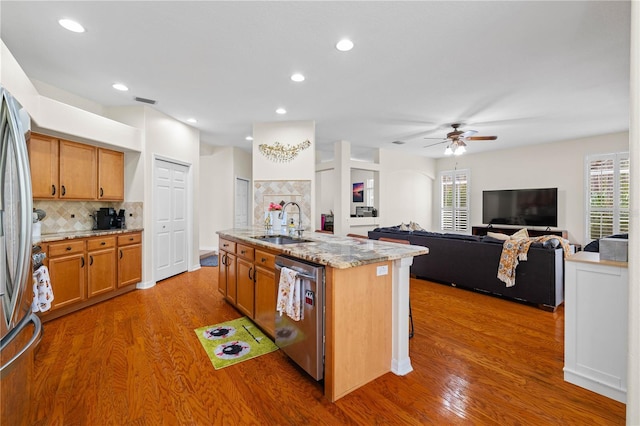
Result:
[274, 263, 317, 281]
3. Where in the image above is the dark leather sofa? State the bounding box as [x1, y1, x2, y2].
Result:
[368, 227, 565, 310]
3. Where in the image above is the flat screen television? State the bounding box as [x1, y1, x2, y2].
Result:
[482, 188, 558, 227]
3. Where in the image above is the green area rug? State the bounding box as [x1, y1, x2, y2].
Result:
[195, 317, 278, 370]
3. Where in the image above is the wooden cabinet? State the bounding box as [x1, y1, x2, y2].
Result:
[28, 133, 124, 201]
[47, 240, 86, 310]
[98, 148, 124, 200]
[117, 232, 142, 287]
[41, 231, 142, 321]
[236, 244, 255, 317]
[59, 140, 97, 199]
[87, 236, 116, 297]
[27, 134, 59, 198]
[254, 249, 277, 338]
[218, 238, 236, 298]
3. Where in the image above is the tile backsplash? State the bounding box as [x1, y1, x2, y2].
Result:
[253, 180, 311, 228]
[33, 201, 143, 234]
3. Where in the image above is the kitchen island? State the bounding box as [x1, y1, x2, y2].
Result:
[217, 228, 428, 401]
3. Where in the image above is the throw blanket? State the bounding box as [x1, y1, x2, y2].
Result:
[497, 236, 571, 287]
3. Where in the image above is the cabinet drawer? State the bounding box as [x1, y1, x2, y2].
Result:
[219, 239, 236, 253]
[117, 233, 142, 246]
[87, 236, 116, 251]
[255, 250, 276, 270]
[236, 244, 255, 261]
[48, 240, 85, 257]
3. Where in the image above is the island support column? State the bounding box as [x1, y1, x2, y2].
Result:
[391, 256, 414, 375]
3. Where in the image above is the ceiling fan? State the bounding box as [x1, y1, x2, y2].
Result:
[424, 123, 497, 155]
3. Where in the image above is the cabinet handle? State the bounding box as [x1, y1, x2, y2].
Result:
[61, 185, 66, 196]
[241, 250, 245, 255]
[248, 267, 253, 281]
[120, 250, 123, 259]
[100, 187, 104, 197]
[66, 246, 72, 251]
[101, 241, 106, 245]
[129, 237, 134, 241]
[81, 257, 85, 268]
[261, 257, 266, 263]
[89, 255, 93, 266]
[51, 185, 56, 196]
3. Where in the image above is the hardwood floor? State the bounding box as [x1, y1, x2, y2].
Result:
[27, 267, 625, 425]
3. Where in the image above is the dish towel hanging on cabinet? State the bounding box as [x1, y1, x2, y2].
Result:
[32, 265, 54, 312]
[276, 266, 303, 321]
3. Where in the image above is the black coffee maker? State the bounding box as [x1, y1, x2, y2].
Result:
[96, 208, 116, 230]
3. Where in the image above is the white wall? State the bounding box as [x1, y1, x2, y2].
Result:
[199, 145, 251, 251]
[436, 132, 629, 246]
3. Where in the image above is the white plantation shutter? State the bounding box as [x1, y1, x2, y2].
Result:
[586, 153, 630, 240]
[440, 169, 469, 232]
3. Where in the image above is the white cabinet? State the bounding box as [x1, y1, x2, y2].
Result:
[564, 252, 628, 403]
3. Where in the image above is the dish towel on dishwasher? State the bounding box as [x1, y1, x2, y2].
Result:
[32, 265, 54, 313]
[276, 267, 303, 321]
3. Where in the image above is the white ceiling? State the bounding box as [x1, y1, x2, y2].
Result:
[0, 1, 631, 160]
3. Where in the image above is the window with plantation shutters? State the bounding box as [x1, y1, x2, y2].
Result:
[585, 152, 629, 241]
[440, 169, 469, 232]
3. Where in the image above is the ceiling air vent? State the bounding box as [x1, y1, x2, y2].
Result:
[134, 96, 157, 105]
[391, 140, 405, 145]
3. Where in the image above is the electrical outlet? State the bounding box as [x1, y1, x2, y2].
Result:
[376, 265, 388, 276]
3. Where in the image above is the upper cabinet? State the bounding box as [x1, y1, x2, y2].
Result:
[59, 140, 97, 200]
[28, 133, 59, 199]
[97, 148, 124, 200]
[28, 133, 124, 201]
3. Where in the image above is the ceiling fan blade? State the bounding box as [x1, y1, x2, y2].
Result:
[460, 130, 478, 137]
[467, 136, 497, 141]
[423, 137, 446, 140]
[423, 140, 447, 148]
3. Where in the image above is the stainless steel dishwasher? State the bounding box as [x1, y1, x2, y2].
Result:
[274, 255, 325, 381]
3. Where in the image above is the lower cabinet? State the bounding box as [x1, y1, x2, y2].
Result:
[87, 236, 116, 298]
[41, 231, 142, 321]
[254, 250, 277, 338]
[217, 238, 277, 339]
[47, 240, 86, 310]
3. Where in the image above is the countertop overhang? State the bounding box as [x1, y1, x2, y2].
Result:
[217, 228, 428, 269]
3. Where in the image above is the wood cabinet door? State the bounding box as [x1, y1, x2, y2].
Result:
[59, 140, 97, 199]
[97, 148, 124, 200]
[118, 244, 142, 288]
[27, 134, 59, 199]
[226, 253, 237, 304]
[48, 253, 86, 310]
[254, 266, 276, 338]
[88, 248, 116, 297]
[236, 258, 255, 317]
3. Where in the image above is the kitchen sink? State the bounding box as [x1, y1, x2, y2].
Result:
[252, 235, 313, 245]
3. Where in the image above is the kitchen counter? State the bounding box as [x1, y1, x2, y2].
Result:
[217, 228, 428, 268]
[33, 228, 144, 245]
[218, 227, 429, 401]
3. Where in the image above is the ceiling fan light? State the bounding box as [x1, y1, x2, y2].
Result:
[444, 146, 453, 156]
[454, 145, 466, 155]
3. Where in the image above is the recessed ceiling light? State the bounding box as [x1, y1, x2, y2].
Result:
[291, 73, 305, 82]
[187, 118, 197, 124]
[336, 39, 354, 52]
[112, 83, 129, 91]
[59, 19, 85, 33]
[245, 136, 253, 141]
[276, 108, 287, 115]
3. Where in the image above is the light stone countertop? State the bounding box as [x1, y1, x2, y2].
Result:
[33, 228, 144, 245]
[217, 228, 429, 269]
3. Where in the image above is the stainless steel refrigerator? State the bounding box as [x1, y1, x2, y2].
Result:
[1, 86, 42, 424]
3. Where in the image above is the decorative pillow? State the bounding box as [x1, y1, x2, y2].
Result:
[510, 228, 529, 241]
[399, 223, 410, 231]
[487, 231, 510, 241]
[409, 221, 425, 231]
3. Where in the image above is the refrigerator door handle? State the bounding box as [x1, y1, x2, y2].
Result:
[0, 313, 42, 378]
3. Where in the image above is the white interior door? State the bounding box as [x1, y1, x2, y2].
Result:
[235, 177, 249, 227]
[154, 158, 188, 282]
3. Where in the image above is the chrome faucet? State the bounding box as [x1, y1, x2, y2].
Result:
[279, 202, 303, 237]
